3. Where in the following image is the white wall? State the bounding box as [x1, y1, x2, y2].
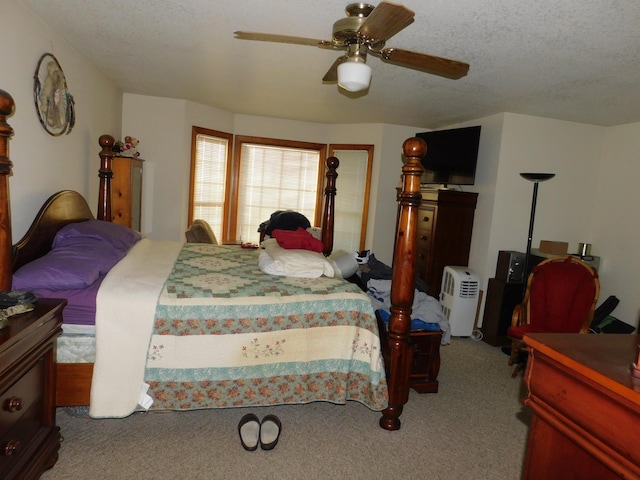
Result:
[1, 0, 122, 240]
[121, 94, 188, 240]
[590, 122, 640, 326]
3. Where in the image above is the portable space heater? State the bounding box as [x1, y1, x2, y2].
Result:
[439, 266, 480, 337]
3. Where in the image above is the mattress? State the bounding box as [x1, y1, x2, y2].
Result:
[57, 333, 95, 363]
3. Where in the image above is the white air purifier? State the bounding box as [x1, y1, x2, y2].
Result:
[439, 266, 480, 337]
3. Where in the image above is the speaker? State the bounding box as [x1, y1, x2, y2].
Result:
[496, 250, 526, 283]
[481, 278, 524, 346]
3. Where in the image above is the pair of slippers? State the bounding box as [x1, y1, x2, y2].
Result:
[238, 414, 282, 451]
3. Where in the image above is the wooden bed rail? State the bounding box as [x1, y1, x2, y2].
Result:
[380, 136, 426, 431]
[0, 89, 15, 291]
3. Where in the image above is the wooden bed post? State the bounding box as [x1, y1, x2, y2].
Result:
[0, 89, 15, 290]
[97, 134, 115, 221]
[380, 136, 426, 431]
[322, 156, 339, 256]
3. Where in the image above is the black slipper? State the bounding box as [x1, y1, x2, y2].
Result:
[238, 413, 260, 451]
[260, 414, 282, 451]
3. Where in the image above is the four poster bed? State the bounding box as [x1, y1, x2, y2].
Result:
[0, 88, 425, 430]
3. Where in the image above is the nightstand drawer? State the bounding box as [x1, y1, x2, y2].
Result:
[0, 359, 44, 438]
[0, 394, 44, 472]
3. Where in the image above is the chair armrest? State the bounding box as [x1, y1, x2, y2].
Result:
[511, 303, 527, 327]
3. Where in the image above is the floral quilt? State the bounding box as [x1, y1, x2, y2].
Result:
[144, 244, 388, 411]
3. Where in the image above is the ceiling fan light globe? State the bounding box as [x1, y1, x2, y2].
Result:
[337, 61, 372, 92]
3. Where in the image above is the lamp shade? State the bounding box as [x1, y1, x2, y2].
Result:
[337, 61, 372, 92]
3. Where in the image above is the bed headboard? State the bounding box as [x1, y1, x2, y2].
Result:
[12, 190, 94, 272]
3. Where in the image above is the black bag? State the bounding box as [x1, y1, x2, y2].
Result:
[0, 290, 37, 308]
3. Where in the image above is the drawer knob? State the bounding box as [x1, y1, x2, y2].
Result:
[6, 396, 23, 413]
[420, 235, 428, 241]
[4, 439, 21, 456]
[422, 216, 430, 222]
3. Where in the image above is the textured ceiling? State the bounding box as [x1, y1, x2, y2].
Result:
[25, 0, 640, 128]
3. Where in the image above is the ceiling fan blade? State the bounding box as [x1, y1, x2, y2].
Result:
[358, 2, 415, 42]
[234, 31, 334, 48]
[322, 56, 348, 82]
[377, 47, 469, 79]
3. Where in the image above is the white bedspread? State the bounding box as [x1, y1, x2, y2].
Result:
[89, 239, 182, 418]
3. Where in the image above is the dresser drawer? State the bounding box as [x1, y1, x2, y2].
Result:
[416, 229, 430, 250]
[418, 207, 434, 232]
[415, 246, 429, 276]
[0, 359, 44, 439]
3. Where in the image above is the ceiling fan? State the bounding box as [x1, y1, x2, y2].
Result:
[234, 2, 469, 93]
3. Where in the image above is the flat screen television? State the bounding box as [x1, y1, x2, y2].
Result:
[416, 125, 481, 186]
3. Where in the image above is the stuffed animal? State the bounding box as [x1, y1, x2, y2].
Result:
[120, 135, 140, 157]
[112, 140, 124, 153]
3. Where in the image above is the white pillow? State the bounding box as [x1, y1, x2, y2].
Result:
[260, 239, 334, 278]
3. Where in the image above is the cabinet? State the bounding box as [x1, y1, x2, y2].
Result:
[416, 189, 477, 297]
[0, 299, 64, 480]
[111, 155, 143, 230]
[522, 333, 640, 479]
[480, 279, 523, 347]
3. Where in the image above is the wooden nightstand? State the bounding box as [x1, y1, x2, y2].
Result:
[376, 313, 442, 394]
[0, 298, 65, 480]
[407, 330, 442, 393]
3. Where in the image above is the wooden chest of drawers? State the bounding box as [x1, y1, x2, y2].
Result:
[0, 299, 64, 480]
[416, 189, 478, 297]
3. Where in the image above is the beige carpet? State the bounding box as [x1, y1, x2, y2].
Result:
[42, 337, 531, 479]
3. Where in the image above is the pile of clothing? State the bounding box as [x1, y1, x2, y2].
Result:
[257, 211, 333, 278]
[359, 253, 451, 344]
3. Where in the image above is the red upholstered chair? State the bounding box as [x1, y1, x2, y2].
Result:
[507, 256, 600, 377]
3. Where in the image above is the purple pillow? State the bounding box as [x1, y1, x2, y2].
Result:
[53, 219, 141, 253]
[12, 237, 124, 291]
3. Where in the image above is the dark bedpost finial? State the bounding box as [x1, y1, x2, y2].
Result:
[322, 156, 339, 256]
[380, 136, 426, 431]
[0, 89, 15, 290]
[97, 134, 115, 222]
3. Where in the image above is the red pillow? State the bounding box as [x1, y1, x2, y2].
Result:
[271, 228, 324, 253]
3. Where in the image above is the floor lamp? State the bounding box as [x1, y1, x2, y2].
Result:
[520, 173, 555, 298]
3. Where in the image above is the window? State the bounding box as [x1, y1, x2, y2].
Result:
[329, 145, 373, 253]
[230, 136, 326, 244]
[189, 127, 232, 241]
[189, 128, 372, 252]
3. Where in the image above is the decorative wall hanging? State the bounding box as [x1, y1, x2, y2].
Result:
[33, 53, 75, 136]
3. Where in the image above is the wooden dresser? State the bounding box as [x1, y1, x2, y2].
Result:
[111, 155, 144, 230]
[416, 189, 477, 297]
[522, 333, 640, 479]
[0, 299, 64, 480]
